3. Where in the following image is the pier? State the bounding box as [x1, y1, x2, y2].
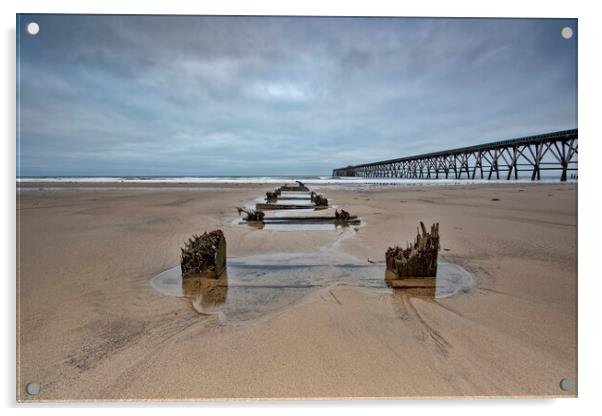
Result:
[332, 129, 578, 181]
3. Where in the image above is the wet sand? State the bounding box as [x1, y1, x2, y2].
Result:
[16, 182, 577, 400]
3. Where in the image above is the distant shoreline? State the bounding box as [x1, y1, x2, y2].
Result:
[15, 176, 577, 186]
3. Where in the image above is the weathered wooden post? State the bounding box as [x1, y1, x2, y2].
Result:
[279, 182, 309, 192]
[236, 207, 265, 221]
[386, 222, 440, 279]
[311, 193, 328, 206]
[180, 230, 227, 277]
[266, 191, 278, 202]
[334, 209, 351, 221]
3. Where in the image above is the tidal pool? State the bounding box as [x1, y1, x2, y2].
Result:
[150, 250, 476, 322]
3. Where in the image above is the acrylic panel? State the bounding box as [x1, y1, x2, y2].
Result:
[16, 14, 578, 401]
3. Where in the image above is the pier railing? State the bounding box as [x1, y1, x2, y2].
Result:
[332, 129, 578, 181]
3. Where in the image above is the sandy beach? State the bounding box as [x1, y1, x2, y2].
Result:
[16, 182, 577, 401]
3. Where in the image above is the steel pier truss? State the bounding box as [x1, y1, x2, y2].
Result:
[332, 129, 578, 181]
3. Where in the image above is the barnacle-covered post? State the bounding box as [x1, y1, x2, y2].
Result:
[236, 207, 265, 222]
[386, 222, 440, 278]
[311, 193, 328, 206]
[334, 209, 351, 221]
[180, 230, 227, 278]
[265, 189, 280, 202]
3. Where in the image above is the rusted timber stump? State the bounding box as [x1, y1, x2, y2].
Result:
[180, 230, 226, 277]
[311, 192, 328, 206]
[266, 191, 278, 202]
[279, 182, 309, 192]
[237, 207, 265, 221]
[386, 222, 440, 278]
[335, 209, 351, 221]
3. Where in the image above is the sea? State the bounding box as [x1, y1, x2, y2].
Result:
[16, 175, 576, 188]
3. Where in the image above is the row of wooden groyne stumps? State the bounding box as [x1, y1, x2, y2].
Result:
[180, 181, 441, 291]
[236, 180, 361, 227]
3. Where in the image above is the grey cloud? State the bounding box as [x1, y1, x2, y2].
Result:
[17, 15, 577, 176]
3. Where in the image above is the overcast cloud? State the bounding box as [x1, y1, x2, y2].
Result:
[17, 15, 577, 176]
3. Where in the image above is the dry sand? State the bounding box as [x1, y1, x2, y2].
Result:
[16, 182, 577, 401]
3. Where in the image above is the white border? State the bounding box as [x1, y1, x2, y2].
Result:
[3, 1, 601, 414]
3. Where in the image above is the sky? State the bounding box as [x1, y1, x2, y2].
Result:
[17, 15, 577, 177]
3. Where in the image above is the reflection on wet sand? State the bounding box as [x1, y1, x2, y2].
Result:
[150, 250, 476, 322]
[182, 272, 228, 313]
[384, 270, 436, 297]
